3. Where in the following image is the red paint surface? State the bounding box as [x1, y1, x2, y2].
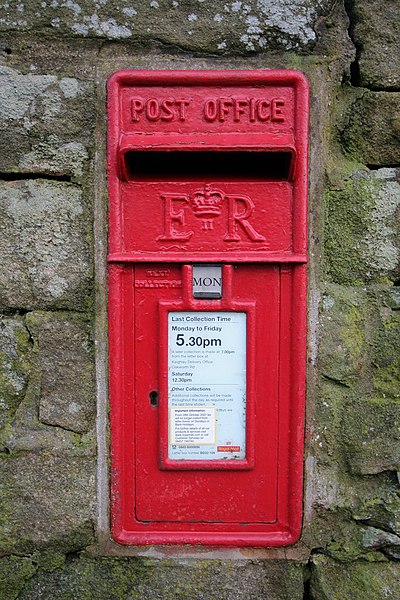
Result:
[107, 70, 308, 546]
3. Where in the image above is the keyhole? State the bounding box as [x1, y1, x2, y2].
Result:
[149, 390, 158, 407]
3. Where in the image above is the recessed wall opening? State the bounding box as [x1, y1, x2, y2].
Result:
[122, 150, 294, 181]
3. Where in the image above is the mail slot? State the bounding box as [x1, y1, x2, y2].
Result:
[107, 70, 308, 546]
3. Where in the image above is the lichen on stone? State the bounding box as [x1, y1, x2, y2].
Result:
[0, 555, 38, 600]
[0, 316, 31, 435]
[324, 167, 399, 285]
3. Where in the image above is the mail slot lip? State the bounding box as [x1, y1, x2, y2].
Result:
[107, 252, 308, 264]
[118, 135, 296, 152]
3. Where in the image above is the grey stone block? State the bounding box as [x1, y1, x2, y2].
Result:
[342, 396, 400, 475]
[18, 557, 305, 600]
[318, 285, 368, 386]
[0, 65, 93, 176]
[342, 92, 400, 165]
[324, 168, 400, 285]
[0, 1, 335, 53]
[353, 491, 400, 537]
[0, 179, 92, 311]
[351, 0, 400, 90]
[26, 311, 95, 434]
[371, 290, 400, 400]
[0, 315, 31, 431]
[310, 554, 400, 599]
[0, 451, 96, 555]
[359, 526, 400, 550]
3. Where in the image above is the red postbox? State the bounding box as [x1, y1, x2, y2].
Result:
[107, 70, 308, 546]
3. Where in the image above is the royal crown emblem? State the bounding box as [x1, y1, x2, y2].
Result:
[191, 185, 224, 217]
[190, 185, 224, 230]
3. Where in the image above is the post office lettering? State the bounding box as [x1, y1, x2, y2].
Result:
[131, 96, 285, 124]
[203, 97, 285, 123]
[131, 97, 191, 122]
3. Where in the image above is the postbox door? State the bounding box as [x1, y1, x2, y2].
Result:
[134, 263, 280, 524]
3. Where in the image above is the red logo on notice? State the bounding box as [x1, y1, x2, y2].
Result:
[217, 446, 241, 452]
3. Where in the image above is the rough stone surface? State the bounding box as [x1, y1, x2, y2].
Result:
[318, 283, 400, 476]
[370, 287, 400, 400]
[320, 519, 396, 562]
[350, 0, 400, 90]
[359, 526, 400, 551]
[0, 555, 38, 600]
[0, 65, 93, 177]
[324, 168, 400, 285]
[0, 315, 31, 431]
[342, 396, 400, 475]
[308, 278, 400, 563]
[26, 312, 95, 434]
[17, 556, 304, 600]
[0, 0, 335, 54]
[0, 37, 99, 79]
[0, 179, 92, 311]
[0, 451, 96, 555]
[318, 285, 368, 386]
[318, 285, 399, 392]
[310, 555, 400, 599]
[353, 490, 400, 537]
[0, 403, 97, 456]
[341, 92, 400, 165]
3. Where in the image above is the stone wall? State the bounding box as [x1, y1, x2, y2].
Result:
[0, 1, 399, 598]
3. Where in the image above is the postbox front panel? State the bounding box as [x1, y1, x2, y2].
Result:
[108, 70, 308, 546]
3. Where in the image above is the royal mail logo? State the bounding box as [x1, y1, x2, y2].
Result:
[158, 185, 266, 242]
[217, 445, 241, 453]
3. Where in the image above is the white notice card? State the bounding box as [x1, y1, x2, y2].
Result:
[168, 311, 246, 460]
